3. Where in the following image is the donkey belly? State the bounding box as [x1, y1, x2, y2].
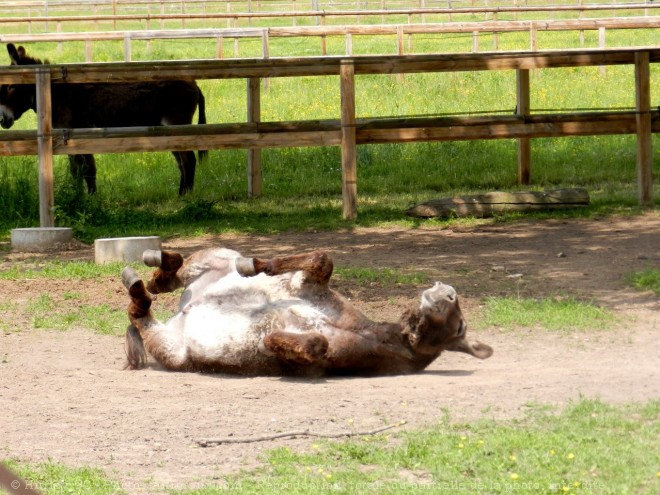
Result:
[54, 82, 198, 128]
[178, 305, 272, 372]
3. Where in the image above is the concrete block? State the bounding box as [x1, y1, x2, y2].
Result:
[94, 236, 161, 264]
[11, 227, 73, 252]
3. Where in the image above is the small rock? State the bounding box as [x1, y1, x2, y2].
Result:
[557, 252, 566, 258]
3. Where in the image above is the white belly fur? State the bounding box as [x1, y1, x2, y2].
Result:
[174, 270, 329, 366]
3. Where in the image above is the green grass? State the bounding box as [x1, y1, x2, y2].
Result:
[170, 399, 659, 495]
[0, 260, 178, 335]
[479, 296, 618, 332]
[627, 268, 660, 297]
[26, 293, 126, 334]
[0, 29, 658, 242]
[334, 267, 430, 286]
[0, 260, 158, 335]
[4, 460, 124, 495]
[0, 260, 134, 280]
[6, 399, 658, 495]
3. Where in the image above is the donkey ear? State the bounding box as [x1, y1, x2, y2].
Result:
[7, 43, 20, 64]
[445, 338, 493, 359]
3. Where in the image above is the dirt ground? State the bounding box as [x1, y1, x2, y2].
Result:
[1, 214, 659, 494]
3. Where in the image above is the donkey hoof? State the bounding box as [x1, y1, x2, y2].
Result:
[121, 267, 142, 290]
[235, 257, 256, 277]
[143, 249, 162, 267]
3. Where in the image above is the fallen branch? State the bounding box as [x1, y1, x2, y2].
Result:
[196, 420, 407, 447]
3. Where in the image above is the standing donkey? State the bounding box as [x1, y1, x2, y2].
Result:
[0, 43, 207, 195]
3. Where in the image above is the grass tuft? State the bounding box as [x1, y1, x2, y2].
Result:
[4, 460, 124, 495]
[334, 267, 430, 286]
[627, 268, 660, 297]
[479, 296, 618, 332]
[0, 261, 146, 280]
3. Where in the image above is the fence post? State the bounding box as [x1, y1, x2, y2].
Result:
[262, 29, 270, 89]
[516, 69, 531, 185]
[313, 0, 320, 25]
[634, 51, 652, 207]
[124, 34, 131, 62]
[320, 15, 327, 55]
[216, 36, 224, 59]
[247, 77, 262, 198]
[493, 12, 499, 50]
[36, 69, 55, 228]
[85, 40, 92, 62]
[397, 26, 404, 82]
[598, 27, 606, 75]
[529, 27, 537, 51]
[56, 21, 62, 54]
[340, 61, 357, 220]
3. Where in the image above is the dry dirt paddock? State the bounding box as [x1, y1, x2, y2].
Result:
[1, 214, 659, 493]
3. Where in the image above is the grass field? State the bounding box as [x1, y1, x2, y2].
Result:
[6, 399, 660, 495]
[0, 18, 658, 242]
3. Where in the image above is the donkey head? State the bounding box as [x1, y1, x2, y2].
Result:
[0, 44, 44, 128]
[406, 282, 493, 360]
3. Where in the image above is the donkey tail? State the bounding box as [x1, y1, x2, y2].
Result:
[197, 86, 208, 163]
[124, 324, 148, 370]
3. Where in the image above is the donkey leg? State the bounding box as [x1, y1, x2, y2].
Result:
[253, 251, 334, 285]
[69, 154, 97, 193]
[142, 249, 184, 294]
[261, 331, 329, 365]
[121, 266, 188, 371]
[173, 151, 196, 196]
[121, 267, 152, 324]
[82, 155, 97, 193]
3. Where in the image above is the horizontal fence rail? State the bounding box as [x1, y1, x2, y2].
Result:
[0, 47, 657, 225]
[1, 16, 658, 61]
[4, 0, 651, 13]
[2, 112, 659, 153]
[4, 3, 660, 31]
[2, 48, 659, 83]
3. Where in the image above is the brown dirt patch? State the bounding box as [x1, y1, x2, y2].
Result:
[1, 214, 659, 494]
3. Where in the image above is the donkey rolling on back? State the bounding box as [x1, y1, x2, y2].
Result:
[122, 247, 493, 376]
[0, 43, 207, 195]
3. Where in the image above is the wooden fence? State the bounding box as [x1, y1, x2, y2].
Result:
[4, 0, 653, 18]
[1, 16, 657, 61]
[4, 3, 659, 33]
[0, 47, 657, 225]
